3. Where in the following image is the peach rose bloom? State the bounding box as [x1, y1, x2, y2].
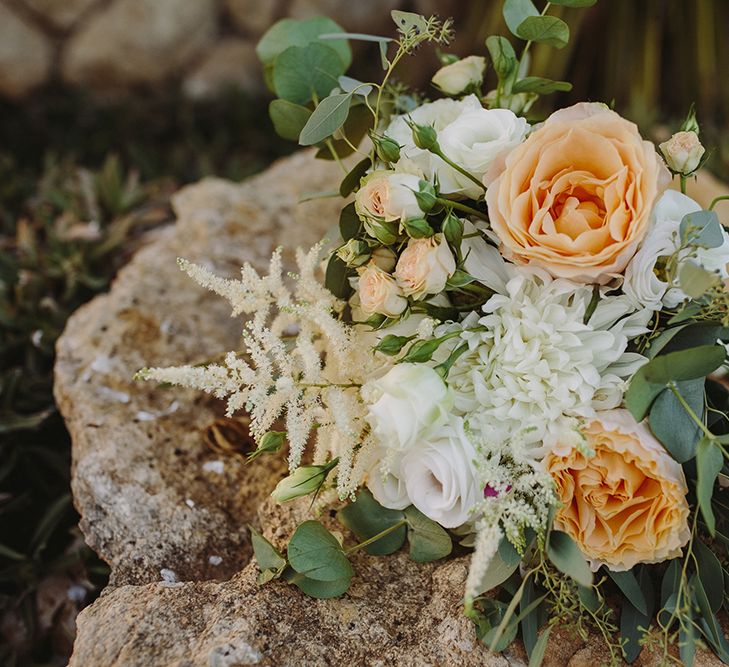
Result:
[357, 262, 407, 318]
[486, 103, 670, 283]
[545, 409, 690, 571]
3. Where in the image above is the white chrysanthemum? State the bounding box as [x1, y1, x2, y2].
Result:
[448, 267, 651, 456]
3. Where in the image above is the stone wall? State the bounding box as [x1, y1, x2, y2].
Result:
[0, 0, 459, 99]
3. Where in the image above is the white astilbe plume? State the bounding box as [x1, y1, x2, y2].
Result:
[464, 522, 503, 607]
[137, 245, 375, 496]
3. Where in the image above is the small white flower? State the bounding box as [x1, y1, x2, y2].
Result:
[431, 55, 486, 96]
[400, 417, 480, 528]
[355, 170, 423, 224]
[363, 363, 453, 451]
[395, 234, 455, 300]
[659, 131, 705, 174]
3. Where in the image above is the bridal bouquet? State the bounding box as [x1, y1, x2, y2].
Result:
[138, 2, 729, 664]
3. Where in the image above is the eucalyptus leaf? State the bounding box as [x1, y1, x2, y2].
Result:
[338, 489, 406, 556]
[624, 371, 665, 421]
[512, 76, 572, 94]
[516, 16, 570, 48]
[268, 100, 312, 141]
[679, 261, 718, 299]
[256, 17, 351, 68]
[648, 379, 704, 462]
[503, 0, 539, 36]
[273, 44, 345, 105]
[287, 520, 354, 581]
[696, 437, 723, 535]
[404, 506, 452, 563]
[485, 35, 518, 81]
[338, 75, 373, 97]
[283, 567, 352, 598]
[680, 210, 724, 249]
[299, 92, 353, 146]
[642, 344, 725, 384]
[250, 526, 286, 583]
[546, 530, 592, 588]
[473, 551, 520, 597]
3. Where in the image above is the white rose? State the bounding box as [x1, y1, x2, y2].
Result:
[395, 234, 455, 300]
[363, 363, 453, 451]
[355, 170, 423, 223]
[437, 107, 528, 198]
[659, 131, 705, 174]
[367, 450, 410, 510]
[357, 263, 407, 318]
[401, 417, 480, 528]
[623, 190, 729, 309]
[431, 55, 486, 96]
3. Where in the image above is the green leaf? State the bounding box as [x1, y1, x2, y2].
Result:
[607, 569, 648, 616]
[549, 0, 596, 6]
[283, 567, 351, 598]
[299, 92, 353, 146]
[403, 217, 434, 238]
[696, 437, 723, 535]
[649, 379, 704, 462]
[661, 559, 681, 609]
[256, 17, 352, 69]
[404, 506, 452, 562]
[268, 100, 312, 141]
[679, 261, 718, 299]
[503, 0, 539, 36]
[338, 489, 407, 556]
[516, 16, 570, 48]
[273, 43, 345, 105]
[250, 526, 286, 583]
[691, 574, 729, 661]
[680, 210, 724, 249]
[620, 566, 654, 663]
[625, 371, 666, 421]
[472, 549, 520, 597]
[247, 430, 285, 463]
[338, 202, 361, 239]
[485, 35, 518, 81]
[679, 617, 696, 667]
[400, 338, 442, 363]
[695, 539, 724, 613]
[528, 626, 552, 667]
[324, 253, 353, 299]
[512, 76, 572, 94]
[287, 520, 354, 581]
[498, 535, 522, 567]
[546, 531, 593, 588]
[642, 344, 726, 384]
[339, 157, 371, 197]
[520, 576, 540, 657]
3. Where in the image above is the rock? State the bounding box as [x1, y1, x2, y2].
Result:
[19, 0, 98, 30]
[60, 0, 216, 89]
[225, 0, 280, 38]
[0, 2, 53, 98]
[183, 38, 263, 99]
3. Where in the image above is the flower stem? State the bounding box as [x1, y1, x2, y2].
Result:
[345, 519, 407, 555]
[435, 197, 489, 221]
[709, 195, 729, 211]
[680, 174, 688, 194]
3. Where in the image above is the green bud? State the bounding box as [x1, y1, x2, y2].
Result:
[436, 49, 460, 66]
[403, 217, 435, 238]
[442, 212, 463, 248]
[372, 134, 401, 163]
[247, 430, 285, 463]
[271, 460, 337, 503]
[336, 238, 371, 267]
[364, 219, 400, 245]
[407, 120, 439, 151]
[374, 333, 416, 356]
[681, 104, 700, 135]
[414, 179, 437, 213]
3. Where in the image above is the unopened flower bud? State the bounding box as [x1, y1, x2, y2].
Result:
[407, 121, 439, 152]
[431, 55, 486, 96]
[659, 131, 705, 175]
[271, 461, 336, 503]
[336, 238, 370, 267]
[372, 134, 401, 163]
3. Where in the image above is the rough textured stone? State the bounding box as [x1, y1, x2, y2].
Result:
[225, 0, 281, 38]
[60, 0, 216, 88]
[20, 0, 98, 30]
[0, 2, 53, 97]
[183, 38, 263, 99]
[59, 151, 729, 665]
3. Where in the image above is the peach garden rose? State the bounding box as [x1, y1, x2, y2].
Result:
[545, 409, 690, 571]
[486, 103, 670, 284]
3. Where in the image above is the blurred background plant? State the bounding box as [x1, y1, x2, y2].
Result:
[0, 0, 728, 665]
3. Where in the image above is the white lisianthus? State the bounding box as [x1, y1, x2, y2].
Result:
[431, 55, 486, 96]
[400, 417, 480, 528]
[395, 234, 456, 300]
[362, 363, 453, 451]
[355, 170, 423, 223]
[386, 95, 528, 198]
[357, 263, 407, 318]
[623, 190, 729, 310]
